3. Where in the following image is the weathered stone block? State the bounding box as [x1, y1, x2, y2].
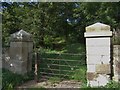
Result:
[86, 38, 110, 47]
[87, 72, 98, 80]
[87, 65, 96, 72]
[114, 62, 120, 74]
[86, 22, 110, 32]
[10, 42, 22, 60]
[87, 56, 101, 64]
[87, 55, 110, 64]
[88, 74, 110, 87]
[8, 60, 27, 74]
[85, 31, 112, 38]
[86, 46, 110, 55]
[113, 75, 120, 82]
[113, 45, 120, 82]
[10, 29, 32, 42]
[96, 64, 111, 74]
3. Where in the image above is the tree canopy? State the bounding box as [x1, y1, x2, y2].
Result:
[2, 2, 120, 48]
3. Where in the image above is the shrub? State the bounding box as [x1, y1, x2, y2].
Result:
[2, 68, 34, 90]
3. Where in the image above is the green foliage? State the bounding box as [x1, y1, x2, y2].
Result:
[48, 77, 61, 84]
[81, 80, 120, 88]
[3, 2, 120, 49]
[2, 2, 80, 48]
[81, 83, 91, 88]
[40, 43, 86, 54]
[71, 66, 87, 83]
[113, 31, 120, 45]
[2, 68, 34, 90]
[63, 43, 86, 54]
[113, 37, 120, 45]
[105, 80, 120, 88]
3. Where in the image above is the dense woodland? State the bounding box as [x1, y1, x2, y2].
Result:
[2, 2, 120, 49]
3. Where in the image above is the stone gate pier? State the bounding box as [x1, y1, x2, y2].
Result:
[3, 30, 33, 75]
[84, 22, 112, 87]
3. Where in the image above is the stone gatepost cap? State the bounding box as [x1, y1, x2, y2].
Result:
[10, 29, 32, 42]
[86, 22, 110, 32]
[84, 22, 112, 37]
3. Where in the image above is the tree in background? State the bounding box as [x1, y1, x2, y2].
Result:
[2, 2, 120, 49]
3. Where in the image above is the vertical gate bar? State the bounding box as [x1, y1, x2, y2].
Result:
[34, 52, 38, 82]
[59, 54, 60, 78]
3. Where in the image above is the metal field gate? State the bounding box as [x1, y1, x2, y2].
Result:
[37, 52, 86, 80]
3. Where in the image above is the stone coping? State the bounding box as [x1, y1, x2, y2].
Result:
[10, 30, 33, 42]
[86, 22, 110, 32]
[84, 31, 112, 37]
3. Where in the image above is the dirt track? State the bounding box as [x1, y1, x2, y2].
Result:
[17, 80, 82, 89]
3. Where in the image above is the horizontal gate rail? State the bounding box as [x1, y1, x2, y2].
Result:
[42, 63, 83, 68]
[41, 58, 85, 62]
[40, 72, 70, 77]
[43, 52, 85, 56]
[39, 68, 75, 72]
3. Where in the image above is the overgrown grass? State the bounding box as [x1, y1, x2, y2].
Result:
[70, 66, 87, 83]
[81, 80, 120, 88]
[48, 77, 61, 84]
[2, 68, 34, 90]
[63, 43, 86, 54]
[38, 43, 85, 54]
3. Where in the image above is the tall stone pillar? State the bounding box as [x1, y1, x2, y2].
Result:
[9, 30, 33, 75]
[84, 22, 112, 87]
[113, 45, 120, 82]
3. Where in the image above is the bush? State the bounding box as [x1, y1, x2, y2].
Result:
[2, 68, 34, 90]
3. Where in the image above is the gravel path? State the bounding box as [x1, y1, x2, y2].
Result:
[17, 80, 82, 89]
